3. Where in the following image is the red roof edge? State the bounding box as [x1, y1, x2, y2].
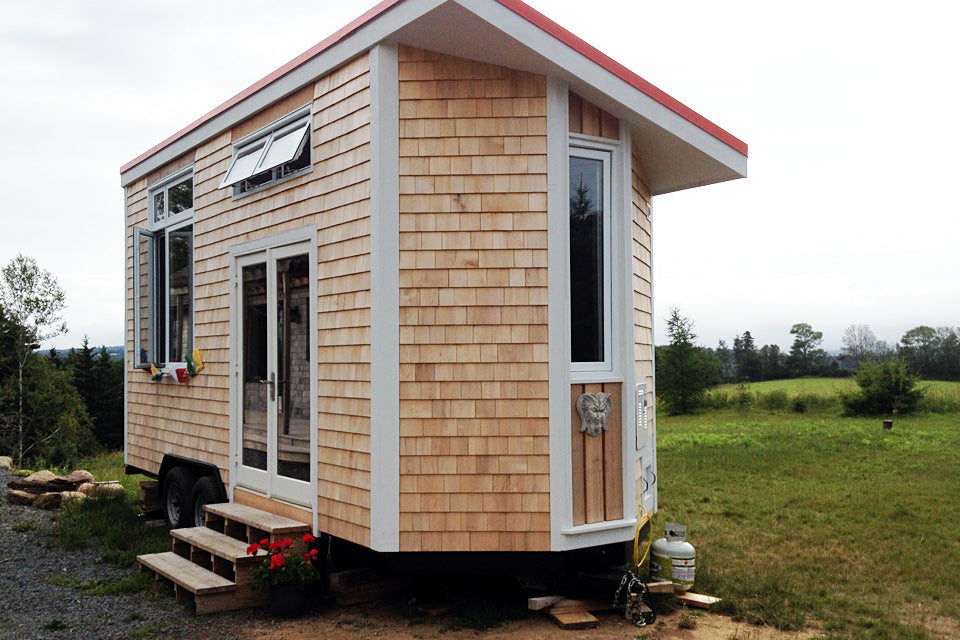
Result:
[494, 0, 747, 156]
[121, 0, 746, 177]
[119, 0, 405, 176]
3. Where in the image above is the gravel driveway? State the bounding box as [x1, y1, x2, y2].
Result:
[0, 467, 193, 639]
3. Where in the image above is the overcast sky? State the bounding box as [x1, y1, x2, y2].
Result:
[1, 0, 957, 352]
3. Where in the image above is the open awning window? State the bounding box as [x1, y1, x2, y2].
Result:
[219, 113, 311, 189]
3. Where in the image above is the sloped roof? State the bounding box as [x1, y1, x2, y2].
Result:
[120, 0, 747, 194]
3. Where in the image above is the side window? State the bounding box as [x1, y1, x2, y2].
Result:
[569, 145, 612, 370]
[219, 105, 312, 197]
[135, 168, 194, 367]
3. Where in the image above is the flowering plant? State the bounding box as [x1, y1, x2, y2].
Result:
[248, 533, 321, 590]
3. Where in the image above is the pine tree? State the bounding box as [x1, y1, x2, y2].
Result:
[656, 309, 719, 414]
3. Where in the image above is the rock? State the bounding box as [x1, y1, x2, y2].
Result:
[24, 470, 57, 484]
[11, 469, 97, 495]
[0, 456, 12, 469]
[51, 470, 95, 486]
[78, 482, 124, 497]
[34, 492, 63, 510]
[7, 489, 37, 506]
[60, 491, 87, 507]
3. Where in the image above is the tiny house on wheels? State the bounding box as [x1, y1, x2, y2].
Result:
[121, 0, 747, 581]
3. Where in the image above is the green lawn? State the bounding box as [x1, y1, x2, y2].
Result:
[708, 378, 960, 413]
[654, 407, 960, 639]
[714, 378, 858, 396]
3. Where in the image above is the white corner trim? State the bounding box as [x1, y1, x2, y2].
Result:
[546, 76, 571, 552]
[123, 192, 130, 467]
[618, 125, 638, 525]
[369, 42, 401, 553]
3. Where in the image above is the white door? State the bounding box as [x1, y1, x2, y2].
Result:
[233, 240, 314, 506]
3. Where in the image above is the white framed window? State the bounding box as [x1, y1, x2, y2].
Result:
[219, 104, 312, 196]
[135, 167, 194, 368]
[149, 169, 193, 230]
[569, 143, 613, 372]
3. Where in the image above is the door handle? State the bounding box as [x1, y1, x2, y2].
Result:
[259, 372, 275, 401]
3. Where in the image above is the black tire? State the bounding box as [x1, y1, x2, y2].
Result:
[190, 476, 221, 527]
[163, 466, 196, 528]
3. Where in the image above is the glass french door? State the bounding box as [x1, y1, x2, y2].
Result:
[234, 241, 313, 506]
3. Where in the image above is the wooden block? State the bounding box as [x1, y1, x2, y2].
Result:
[549, 599, 614, 615]
[527, 595, 563, 611]
[644, 581, 676, 593]
[675, 592, 722, 609]
[550, 611, 599, 630]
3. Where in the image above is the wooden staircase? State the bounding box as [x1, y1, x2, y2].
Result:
[138, 502, 311, 614]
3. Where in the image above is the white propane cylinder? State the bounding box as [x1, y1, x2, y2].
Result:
[649, 523, 696, 591]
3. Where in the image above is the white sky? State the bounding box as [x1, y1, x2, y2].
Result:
[1, 0, 957, 351]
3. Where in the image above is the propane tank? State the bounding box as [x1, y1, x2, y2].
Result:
[649, 522, 695, 591]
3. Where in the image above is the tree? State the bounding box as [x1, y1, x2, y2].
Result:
[840, 360, 924, 416]
[732, 331, 761, 382]
[937, 327, 960, 381]
[841, 324, 878, 366]
[0, 254, 67, 465]
[788, 322, 826, 376]
[656, 308, 719, 415]
[898, 326, 939, 378]
[714, 339, 735, 383]
[758, 344, 785, 380]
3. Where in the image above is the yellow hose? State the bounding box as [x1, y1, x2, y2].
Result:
[633, 504, 653, 573]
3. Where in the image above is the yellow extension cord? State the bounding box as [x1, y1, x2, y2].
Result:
[633, 503, 653, 573]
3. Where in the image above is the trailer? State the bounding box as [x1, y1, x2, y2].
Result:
[121, 0, 747, 585]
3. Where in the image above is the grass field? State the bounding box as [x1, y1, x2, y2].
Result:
[705, 378, 960, 413]
[654, 405, 960, 639]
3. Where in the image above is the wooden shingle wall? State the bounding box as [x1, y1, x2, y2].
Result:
[125, 53, 373, 546]
[630, 141, 654, 518]
[397, 46, 550, 552]
[568, 92, 619, 141]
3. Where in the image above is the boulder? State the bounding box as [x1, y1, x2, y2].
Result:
[78, 482, 124, 497]
[52, 470, 95, 486]
[60, 491, 87, 506]
[6, 489, 36, 506]
[0, 456, 12, 470]
[10, 469, 97, 494]
[34, 492, 63, 510]
[24, 470, 57, 484]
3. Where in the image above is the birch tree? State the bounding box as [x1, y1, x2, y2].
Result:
[0, 254, 67, 465]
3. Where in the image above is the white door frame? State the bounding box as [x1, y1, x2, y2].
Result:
[229, 226, 318, 511]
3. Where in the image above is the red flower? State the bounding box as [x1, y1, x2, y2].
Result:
[303, 533, 316, 544]
[308, 548, 319, 556]
[246, 543, 259, 555]
[269, 554, 286, 570]
[268, 540, 283, 551]
[260, 538, 269, 547]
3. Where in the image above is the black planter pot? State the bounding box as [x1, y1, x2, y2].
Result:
[268, 582, 306, 618]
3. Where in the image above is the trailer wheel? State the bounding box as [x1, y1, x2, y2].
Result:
[163, 466, 196, 528]
[190, 476, 221, 527]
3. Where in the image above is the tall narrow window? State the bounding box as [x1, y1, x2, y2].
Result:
[569, 147, 612, 368]
[134, 167, 194, 367]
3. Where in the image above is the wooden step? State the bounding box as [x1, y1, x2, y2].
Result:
[172, 526, 266, 566]
[138, 551, 266, 614]
[139, 551, 235, 594]
[203, 503, 311, 547]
